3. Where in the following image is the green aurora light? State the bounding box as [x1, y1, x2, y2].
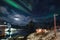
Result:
[4, 0, 31, 14]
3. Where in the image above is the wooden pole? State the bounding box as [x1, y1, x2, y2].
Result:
[54, 14, 57, 40]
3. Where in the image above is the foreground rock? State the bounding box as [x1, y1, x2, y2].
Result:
[27, 31, 55, 40]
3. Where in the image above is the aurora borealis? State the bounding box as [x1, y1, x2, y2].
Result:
[4, 0, 31, 14]
[0, 0, 60, 26]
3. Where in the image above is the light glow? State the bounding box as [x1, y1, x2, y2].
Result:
[5, 28, 17, 35]
[14, 18, 20, 21]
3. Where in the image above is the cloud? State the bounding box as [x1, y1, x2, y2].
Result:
[0, 6, 37, 26]
[11, 14, 31, 26]
[0, 6, 9, 14]
[0, 7, 31, 25]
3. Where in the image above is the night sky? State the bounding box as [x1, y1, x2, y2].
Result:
[0, 0, 60, 26]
